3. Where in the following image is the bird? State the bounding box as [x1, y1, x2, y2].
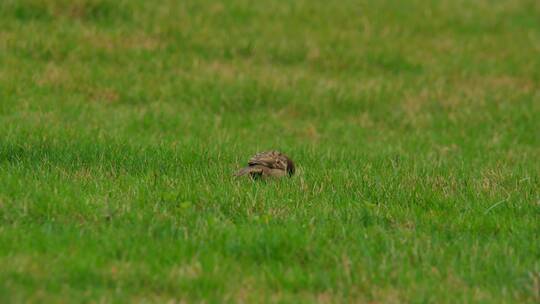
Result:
[235, 150, 295, 179]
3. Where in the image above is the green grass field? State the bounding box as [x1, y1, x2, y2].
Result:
[1, 0, 539, 302]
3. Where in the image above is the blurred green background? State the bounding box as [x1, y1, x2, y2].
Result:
[0, 0, 539, 302]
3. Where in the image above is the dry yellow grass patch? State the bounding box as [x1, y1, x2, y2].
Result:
[35, 63, 70, 87]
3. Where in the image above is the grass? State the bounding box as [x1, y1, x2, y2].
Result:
[0, 0, 539, 302]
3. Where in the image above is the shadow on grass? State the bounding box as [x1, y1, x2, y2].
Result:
[0, 139, 201, 176]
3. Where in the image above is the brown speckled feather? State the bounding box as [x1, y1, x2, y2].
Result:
[235, 151, 295, 179]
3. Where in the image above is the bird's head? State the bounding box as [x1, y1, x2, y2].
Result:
[286, 158, 295, 177]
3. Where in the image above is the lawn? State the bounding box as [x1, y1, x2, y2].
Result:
[0, 0, 539, 302]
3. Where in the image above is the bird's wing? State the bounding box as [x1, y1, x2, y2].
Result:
[248, 151, 287, 170]
[234, 166, 264, 177]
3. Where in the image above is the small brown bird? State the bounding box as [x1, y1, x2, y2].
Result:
[235, 150, 295, 179]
